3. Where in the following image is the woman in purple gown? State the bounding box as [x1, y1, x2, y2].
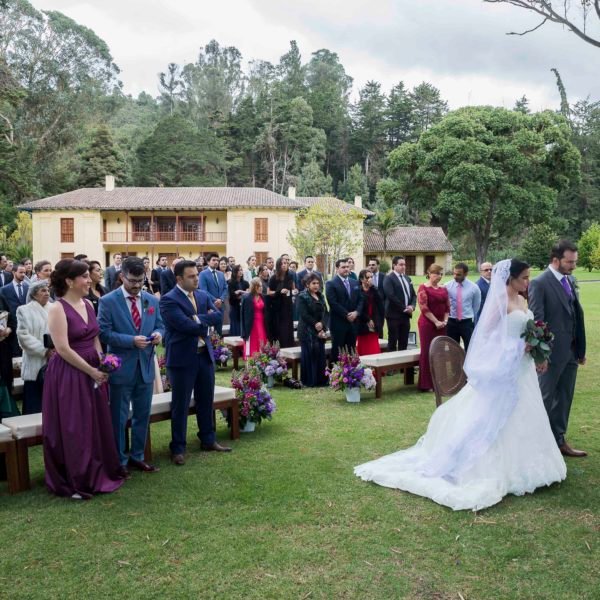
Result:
[43, 259, 124, 500]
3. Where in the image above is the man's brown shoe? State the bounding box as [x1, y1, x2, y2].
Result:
[171, 453, 186, 465]
[117, 465, 131, 480]
[559, 443, 587, 458]
[128, 458, 160, 473]
[200, 442, 232, 453]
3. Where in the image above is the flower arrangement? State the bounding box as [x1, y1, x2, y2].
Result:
[247, 341, 288, 382]
[326, 352, 376, 392]
[143, 298, 155, 315]
[95, 352, 122, 388]
[521, 319, 554, 364]
[157, 355, 171, 392]
[210, 332, 232, 366]
[231, 367, 277, 427]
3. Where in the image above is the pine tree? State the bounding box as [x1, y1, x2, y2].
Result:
[78, 125, 127, 187]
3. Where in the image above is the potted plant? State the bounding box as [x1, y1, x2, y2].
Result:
[231, 367, 277, 432]
[210, 332, 232, 367]
[247, 341, 288, 388]
[326, 352, 376, 403]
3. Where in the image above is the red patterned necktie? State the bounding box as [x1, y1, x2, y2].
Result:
[128, 296, 141, 330]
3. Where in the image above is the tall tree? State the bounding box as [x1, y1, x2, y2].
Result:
[158, 63, 183, 116]
[551, 68, 570, 121]
[296, 160, 333, 197]
[386, 82, 413, 148]
[338, 163, 369, 203]
[78, 125, 127, 187]
[409, 82, 448, 138]
[387, 106, 581, 264]
[514, 95, 530, 114]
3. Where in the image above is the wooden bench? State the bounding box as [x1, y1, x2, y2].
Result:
[279, 339, 390, 380]
[12, 377, 24, 398]
[223, 336, 245, 370]
[360, 349, 421, 398]
[0, 424, 20, 494]
[2, 385, 238, 492]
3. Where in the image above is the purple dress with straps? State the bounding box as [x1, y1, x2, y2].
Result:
[42, 299, 123, 498]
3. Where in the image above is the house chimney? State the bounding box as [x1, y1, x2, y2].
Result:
[288, 186, 296, 200]
[354, 195, 362, 209]
[105, 175, 115, 192]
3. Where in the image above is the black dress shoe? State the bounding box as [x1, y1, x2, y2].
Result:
[117, 466, 131, 480]
[171, 454, 186, 465]
[200, 442, 232, 453]
[128, 458, 160, 473]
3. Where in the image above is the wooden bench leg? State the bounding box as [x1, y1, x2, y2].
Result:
[230, 404, 240, 440]
[404, 366, 415, 385]
[15, 439, 31, 492]
[232, 347, 240, 370]
[2, 444, 22, 494]
[292, 359, 299, 380]
[375, 367, 383, 399]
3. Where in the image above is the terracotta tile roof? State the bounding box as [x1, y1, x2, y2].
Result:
[296, 196, 374, 216]
[364, 227, 454, 253]
[19, 187, 306, 211]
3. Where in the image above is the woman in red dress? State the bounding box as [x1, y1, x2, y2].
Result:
[356, 269, 384, 356]
[241, 278, 268, 359]
[417, 263, 450, 392]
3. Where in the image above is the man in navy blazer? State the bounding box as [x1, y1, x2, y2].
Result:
[325, 258, 360, 363]
[296, 255, 324, 292]
[0, 263, 28, 356]
[104, 252, 122, 291]
[98, 257, 165, 477]
[475, 262, 492, 321]
[160, 260, 230, 465]
[0, 254, 13, 287]
[198, 252, 228, 334]
[368, 258, 386, 336]
[160, 258, 180, 296]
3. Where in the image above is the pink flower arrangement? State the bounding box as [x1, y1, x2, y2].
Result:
[247, 341, 288, 382]
[325, 352, 376, 392]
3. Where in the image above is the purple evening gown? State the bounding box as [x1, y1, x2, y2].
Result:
[42, 298, 123, 498]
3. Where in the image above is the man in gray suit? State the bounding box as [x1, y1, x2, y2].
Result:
[104, 252, 122, 291]
[528, 240, 587, 458]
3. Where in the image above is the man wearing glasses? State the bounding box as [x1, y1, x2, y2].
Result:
[476, 262, 493, 321]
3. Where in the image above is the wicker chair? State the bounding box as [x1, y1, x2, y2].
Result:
[429, 336, 467, 407]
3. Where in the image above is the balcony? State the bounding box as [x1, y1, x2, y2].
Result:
[101, 231, 227, 243]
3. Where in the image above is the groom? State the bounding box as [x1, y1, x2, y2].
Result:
[529, 240, 587, 458]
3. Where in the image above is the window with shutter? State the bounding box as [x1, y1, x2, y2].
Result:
[60, 218, 74, 243]
[254, 218, 268, 242]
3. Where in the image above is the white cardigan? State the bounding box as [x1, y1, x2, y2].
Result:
[16, 301, 50, 381]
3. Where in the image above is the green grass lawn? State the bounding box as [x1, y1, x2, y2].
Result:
[1, 283, 598, 599]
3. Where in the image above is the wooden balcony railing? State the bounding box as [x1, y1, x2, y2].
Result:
[102, 231, 227, 243]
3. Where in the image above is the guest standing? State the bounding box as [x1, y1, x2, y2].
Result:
[160, 257, 180, 296]
[0, 254, 13, 286]
[383, 256, 417, 352]
[31, 260, 53, 283]
[268, 257, 296, 348]
[21, 258, 33, 283]
[475, 262, 493, 321]
[356, 269, 384, 356]
[104, 253, 122, 291]
[297, 274, 328, 387]
[98, 257, 164, 475]
[43, 259, 124, 499]
[0, 263, 29, 357]
[325, 258, 359, 363]
[367, 258, 386, 336]
[219, 257, 232, 327]
[241, 278, 269, 359]
[445, 262, 481, 352]
[85, 261, 107, 315]
[16, 281, 51, 414]
[142, 257, 153, 293]
[296, 255, 323, 292]
[199, 253, 228, 335]
[219, 257, 231, 282]
[244, 255, 257, 283]
[151, 255, 168, 295]
[160, 260, 229, 465]
[417, 264, 450, 392]
[258, 265, 270, 296]
[228, 265, 249, 336]
[347, 257, 358, 281]
[0, 300, 18, 419]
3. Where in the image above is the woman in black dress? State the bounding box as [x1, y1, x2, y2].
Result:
[228, 264, 249, 336]
[85, 261, 107, 315]
[296, 273, 328, 387]
[267, 257, 296, 348]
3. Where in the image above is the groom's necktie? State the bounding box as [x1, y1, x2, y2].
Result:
[560, 276, 573, 299]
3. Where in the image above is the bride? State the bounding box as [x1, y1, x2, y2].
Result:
[355, 259, 566, 511]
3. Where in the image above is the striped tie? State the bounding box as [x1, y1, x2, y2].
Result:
[128, 296, 141, 330]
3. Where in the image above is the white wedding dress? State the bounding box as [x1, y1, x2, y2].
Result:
[355, 309, 566, 511]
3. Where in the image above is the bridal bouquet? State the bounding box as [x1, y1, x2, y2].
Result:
[95, 352, 122, 388]
[231, 368, 277, 427]
[326, 352, 376, 392]
[247, 341, 289, 382]
[521, 319, 554, 364]
[210, 333, 232, 366]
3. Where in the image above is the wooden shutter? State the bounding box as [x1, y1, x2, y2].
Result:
[60, 218, 74, 243]
[254, 218, 268, 242]
[255, 251, 268, 266]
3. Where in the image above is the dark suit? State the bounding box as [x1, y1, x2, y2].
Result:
[529, 269, 586, 447]
[160, 269, 177, 297]
[475, 277, 490, 321]
[160, 287, 222, 455]
[199, 268, 228, 335]
[150, 267, 164, 294]
[0, 281, 28, 356]
[370, 271, 386, 336]
[104, 265, 121, 291]
[383, 271, 416, 351]
[0, 270, 13, 287]
[296, 269, 323, 292]
[325, 275, 360, 363]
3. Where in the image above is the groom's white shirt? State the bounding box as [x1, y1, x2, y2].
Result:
[548, 264, 567, 284]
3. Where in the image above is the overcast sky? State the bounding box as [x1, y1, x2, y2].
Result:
[32, 0, 600, 111]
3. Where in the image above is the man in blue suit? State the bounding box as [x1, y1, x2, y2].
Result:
[198, 252, 228, 335]
[160, 257, 180, 296]
[160, 260, 230, 465]
[296, 255, 323, 292]
[98, 257, 165, 477]
[325, 258, 360, 363]
[475, 262, 492, 322]
[0, 263, 28, 356]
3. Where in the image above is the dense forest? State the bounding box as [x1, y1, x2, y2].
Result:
[0, 0, 599, 263]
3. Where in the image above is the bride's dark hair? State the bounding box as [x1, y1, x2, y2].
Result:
[508, 259, 530, 283]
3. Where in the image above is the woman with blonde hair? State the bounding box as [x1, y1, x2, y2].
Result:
[241, 277, 268, 359]
[417, 263, 450, 392]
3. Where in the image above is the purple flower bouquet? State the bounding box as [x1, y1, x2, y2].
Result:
[326, 352, 376, 392]
[231, 367, 277, 428]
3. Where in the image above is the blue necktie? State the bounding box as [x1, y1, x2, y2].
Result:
[343, 278, 350, 296]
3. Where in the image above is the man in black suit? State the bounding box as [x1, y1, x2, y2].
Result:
[325, 258, 360, 363]
[368, 258, 386, 336]
[0, 255, 13, 287]
[475, 262, 492, 321]
[383, 255, 416, 351]
[0, 263, 28, 356]
[529, 240, 587, 458]
[160, 257, 180, 296]
[297, 255, 324, 292]
[151, 255, 168, 295]
[104, 252, 122, 290]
